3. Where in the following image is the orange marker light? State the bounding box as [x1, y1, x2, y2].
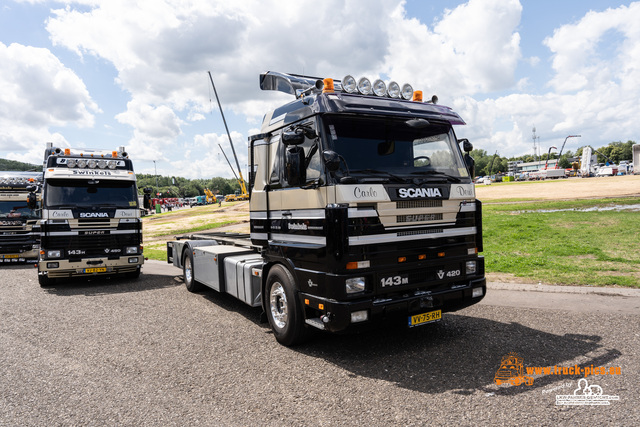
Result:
[398, 256, 407, 263]
[322, 78, 335, 93]
[112, 151, 118, 158]
[305, 299, 310, 305]
[64, 148, 70, 155]
[438, 252, 445, 258]
[319, 304, 324, 310]
[346, 262, 358, 270]
[418, 254, 426, 260]
[412, 90, 423, 102]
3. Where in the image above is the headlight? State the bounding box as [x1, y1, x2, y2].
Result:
[372, 79, 386, 97]
[346, 277, 365, 294]
[77, 159, 87, 168]
[466, 261, 477, 274]
[342, 75, 357, 93]
[125, 246, 138, 255]
[128, 257, 139, 264]
[387, 81, 401, 98]
[47, 250, 61, 258]
[351, 310, 369, 323]
[357, 77, 372, 95]
[401, 83, 414, 100]
[67, 158, 77, 168]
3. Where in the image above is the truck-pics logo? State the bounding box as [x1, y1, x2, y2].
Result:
[397, 188, 442, 198]
[79, 212, 109, 218]
[494, 353, 535, 386]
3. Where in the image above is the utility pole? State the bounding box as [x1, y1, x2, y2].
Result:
[532, 127, 540, 162]
[153, 160, 159, 196]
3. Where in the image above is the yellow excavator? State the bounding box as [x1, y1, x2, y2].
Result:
[204, 188, 216, 204]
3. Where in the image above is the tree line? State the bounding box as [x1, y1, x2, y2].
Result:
[1, 139, 636, 186]
[136, 174, 240, 198]
[470, 140, 636, 177]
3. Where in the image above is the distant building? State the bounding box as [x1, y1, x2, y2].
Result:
[510, 159, 558, 174]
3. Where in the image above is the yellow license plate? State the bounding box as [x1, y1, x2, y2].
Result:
[84, 267, 107, 273]
[409, 310, 442, 327]
[3, 254, 19, 259]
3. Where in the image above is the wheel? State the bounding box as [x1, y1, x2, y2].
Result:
[38, 274, 56, 287]
[265, 264, 308, 346]
[183, 250, 203, 292]
[413, 156, 430, 166]
[125, 269, 141, 279]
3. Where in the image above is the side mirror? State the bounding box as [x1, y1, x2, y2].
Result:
[463, 153, 475, 179]
[282, 128, 305, 146]
[323, 150, 340, 172]
[458, 138, 473, 153]
[27, 192, 38, 210]
[285, 146, 306, 186]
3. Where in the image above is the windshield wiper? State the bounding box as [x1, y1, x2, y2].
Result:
[351, 169, 410, 183]
[411, 170, 462, 183]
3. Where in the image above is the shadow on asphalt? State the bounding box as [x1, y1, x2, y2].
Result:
[41, 272, 182, 296]
[190, 288, 622, 396]
[295, 315, 621, 396]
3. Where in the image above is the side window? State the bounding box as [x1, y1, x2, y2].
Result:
[269, 134, 283, 189]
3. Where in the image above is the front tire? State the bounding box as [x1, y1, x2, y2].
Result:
[265, 265, 308, 346]
[183, 250, 203, 292]
[38, 274, 56, 287]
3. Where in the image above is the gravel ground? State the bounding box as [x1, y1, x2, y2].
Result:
[1, 262, 638, 426]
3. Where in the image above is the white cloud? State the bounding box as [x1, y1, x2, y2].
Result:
[6, 0, 640, 171]
[0, 42, 98, 155]
[383, 0, 523, 100]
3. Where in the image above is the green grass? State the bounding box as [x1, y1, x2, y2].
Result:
[483, 198, 640, 287]
[143, 246, 167, 261]
[146, 220, 237, 238]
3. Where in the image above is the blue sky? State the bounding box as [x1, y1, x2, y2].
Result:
[1, 0, 639, 179]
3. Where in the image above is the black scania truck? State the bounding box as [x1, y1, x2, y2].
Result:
[167, 71, 485, 346]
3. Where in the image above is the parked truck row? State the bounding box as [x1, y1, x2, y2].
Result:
[0, 171, 41, 263]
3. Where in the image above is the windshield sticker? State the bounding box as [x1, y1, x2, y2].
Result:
[329, 124, 337, 140]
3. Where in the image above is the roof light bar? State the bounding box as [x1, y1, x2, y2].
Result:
[338, 75, 425, 102]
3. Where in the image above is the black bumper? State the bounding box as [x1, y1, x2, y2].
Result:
[300, 276, 486, 333]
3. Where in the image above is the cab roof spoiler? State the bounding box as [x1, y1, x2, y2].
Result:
[260, 71, 332, 98]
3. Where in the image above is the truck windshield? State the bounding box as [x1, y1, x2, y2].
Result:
[45, 179, 138, 209]
[322, 115, 470, 182]
[0, 200, 40, 219]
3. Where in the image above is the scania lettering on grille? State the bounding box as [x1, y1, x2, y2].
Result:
[398, 188, 442, 198]
[79, 212, 109, 218]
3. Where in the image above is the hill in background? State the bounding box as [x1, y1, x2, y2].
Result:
[0, 158, 42, 172]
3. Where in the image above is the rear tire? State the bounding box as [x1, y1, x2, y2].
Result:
[183, 250, 203, 292]
[265, 264, 309, 346]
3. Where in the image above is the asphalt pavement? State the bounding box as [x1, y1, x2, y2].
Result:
[1, 260, 638, 426]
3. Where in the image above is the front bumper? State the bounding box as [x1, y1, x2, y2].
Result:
[37, 255, 143, 279]
[301, 277, 486, 333]
[0, 248, 39, 264]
